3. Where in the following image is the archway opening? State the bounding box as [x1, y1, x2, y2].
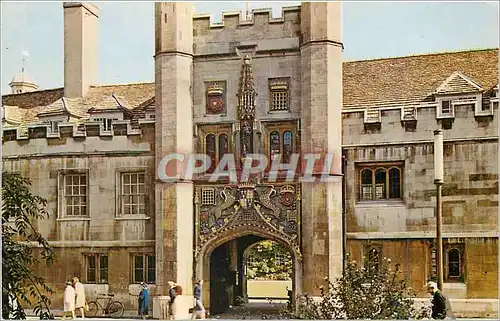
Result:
[207, 235, 295, 317]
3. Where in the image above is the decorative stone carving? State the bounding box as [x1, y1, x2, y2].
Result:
[205, 82, 226, 114]
[195, 183, 302, 260]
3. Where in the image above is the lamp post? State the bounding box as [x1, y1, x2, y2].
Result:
[434, 129, 444, 291]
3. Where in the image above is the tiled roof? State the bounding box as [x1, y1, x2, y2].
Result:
[343, 48, 498, 108]
[2, 88, 64, 109]
[1, 48, 498, 126]
[435, 72, 482, 95]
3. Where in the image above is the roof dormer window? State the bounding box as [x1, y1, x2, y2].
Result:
[92, 117, 115, 132]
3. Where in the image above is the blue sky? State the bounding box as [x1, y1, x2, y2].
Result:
[1, 1, 498, 95]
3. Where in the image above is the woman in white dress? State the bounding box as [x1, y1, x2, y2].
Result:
[62, 281, 76, 320]
[72, 277, 86, 318]
[170, 286, 193, 320]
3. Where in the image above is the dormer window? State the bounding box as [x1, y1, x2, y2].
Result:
[441, 100, 451, 114]
[92, 117, 115, 132]
[49, 121, 60, 134]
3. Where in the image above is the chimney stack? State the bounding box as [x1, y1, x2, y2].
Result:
[63, 2, 99, 98]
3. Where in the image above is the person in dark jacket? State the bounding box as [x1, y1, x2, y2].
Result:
[193, 280, 206, 319]
[138, 282, 149, 319]
[427, 281, 454, 319]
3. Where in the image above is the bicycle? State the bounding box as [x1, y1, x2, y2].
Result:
[87, 293, 125, 318]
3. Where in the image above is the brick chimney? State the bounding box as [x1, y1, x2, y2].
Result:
[63, 2, 99, 98]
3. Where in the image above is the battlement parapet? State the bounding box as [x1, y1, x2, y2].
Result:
[193, 6, 301, 55]
[193, 6, 301, 30]
[2, 119, 155, 142]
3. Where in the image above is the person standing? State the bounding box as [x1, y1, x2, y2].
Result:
[138, 282, 150, 319]
[193, 280, 206, 319]
[62, 281, 76, 320]
[167, 281, 177, 320]
[72, 277, 86, 318]
[427, 281, 454, 319]
[170, 286, 191, 320]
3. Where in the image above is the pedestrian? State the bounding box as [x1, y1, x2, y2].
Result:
[192, 280, 206, 319]
[72, 277, 86, 318]
[427, 281, 455, 319]
[62, 281, 76, 320]
[138, 282, 149, 319]
[168, 281, 177, 319]
[170, 285, 191, 320]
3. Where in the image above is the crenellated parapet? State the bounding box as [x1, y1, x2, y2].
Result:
[2, 119, 155, 142]
[193, 6, 300, 30]
[342, 100, 498, 146]
[193, 7, 301, 55]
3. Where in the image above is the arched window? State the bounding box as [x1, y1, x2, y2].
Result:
[359, 164, 403, 201]
[361, 169, 373, 200]
[389, 168, 401, 198]
[270, 131, 281, 159]
[367, 248, 381, 272]
[375, 169, 386, 199]
[206, 134, 216, 173]
[447, 248, 460, 278]
[283, 131, 293, 164]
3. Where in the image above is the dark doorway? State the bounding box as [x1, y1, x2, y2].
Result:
[209, 242, 232, 315]
[208, 235, 294, 316]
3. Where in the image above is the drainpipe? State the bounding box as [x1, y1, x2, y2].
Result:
[341, 153, 347, 274]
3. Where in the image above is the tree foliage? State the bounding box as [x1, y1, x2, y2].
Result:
[282, 254, 429, 320]
[245, 241, 292, 280]
[2, 172, 55, 319]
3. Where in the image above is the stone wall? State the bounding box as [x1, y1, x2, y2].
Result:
[193, 8, 301, 56]
[346, 238, 498, 299]
[193, 54, 301, 123]
[33, 246, 155, 310]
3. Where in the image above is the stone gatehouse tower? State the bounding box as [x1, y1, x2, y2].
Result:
[2, 1, 498, 317]
[154, 2, 343, 309]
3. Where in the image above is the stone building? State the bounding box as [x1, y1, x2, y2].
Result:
[1, 1, 498, 317]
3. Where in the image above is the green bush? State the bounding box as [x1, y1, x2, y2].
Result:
[282, 254, 429, 320]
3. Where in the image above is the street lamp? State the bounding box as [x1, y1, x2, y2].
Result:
[433, 129, 444, 291]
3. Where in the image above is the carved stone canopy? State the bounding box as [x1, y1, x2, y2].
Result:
[195, 184, 302, 261]
[237, 55, 256, 120]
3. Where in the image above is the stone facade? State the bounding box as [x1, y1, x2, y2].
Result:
[1, 1, 498, 316]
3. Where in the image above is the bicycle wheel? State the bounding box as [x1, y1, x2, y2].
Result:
[108, 301, 124, 318]
[87, 301, 99, 317]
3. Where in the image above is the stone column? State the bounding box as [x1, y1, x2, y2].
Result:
[299, 1, 344, 295]
[154, 2, 195, 295]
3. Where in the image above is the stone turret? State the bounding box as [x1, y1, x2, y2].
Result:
[154, 2, 195, 296]
[9, 71, 39, 94]
[300, 1, 344, 294]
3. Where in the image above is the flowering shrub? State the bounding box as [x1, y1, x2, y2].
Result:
[281, 254, 429, 320]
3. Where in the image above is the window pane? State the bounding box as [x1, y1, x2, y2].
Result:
[206, 134, 216, 173]
[448, 249, 460, 277]
[147, 255, 156, 283]
[218, 134, 229, 159]
[100, 256, 108, 284]
[283, 131, 293, 164]
[87, 256, 96, 283]
[442, 101, 451, 114]
[270, 131, 281, 159]
[361, 169, 372, 184]
[367, 248, 380, 272]
[134, 255, 144, 283]
[361, 169, 373, 200]
[124, 174, 130, 184]
[375, 169, 386, 199]
[389, 168, 401, 198]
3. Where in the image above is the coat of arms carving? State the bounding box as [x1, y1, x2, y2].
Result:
[205, 82, 226, 114]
